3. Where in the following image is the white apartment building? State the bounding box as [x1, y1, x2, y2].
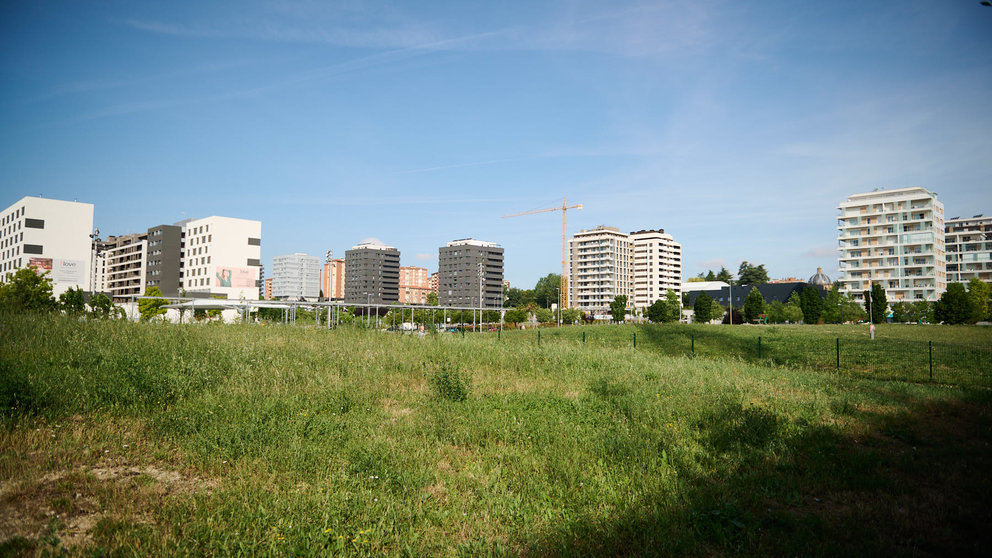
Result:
[630, 229, 682, 308]
[0, 196, 94, 296]
[181, 216, 262, 300]
[837, 187, 946, 302]
[568, 226, 632, 315]
[103, 232, 148, 302]
[272, 252, 321, 300]
[945, 215, 992, 284]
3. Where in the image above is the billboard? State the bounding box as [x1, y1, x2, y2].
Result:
[215, 266, 256, 288]
[29, 258, 85, 284]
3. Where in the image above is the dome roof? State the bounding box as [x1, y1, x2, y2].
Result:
[808, 267, 832, 286]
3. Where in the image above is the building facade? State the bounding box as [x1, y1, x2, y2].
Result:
[399, 265, 431, 304]
[145, 224, 183, 297]
[437, 239, 504, 308]
[629, 229, 682, 308]
[568, 226, 632, 315]
[272, 253, 321, 300]
[945, 215, 992, 284]
[344, 241, 400, 304]
[322, 259, 346, 300]
[181, 216, 262, 300]
[103, 232, 148, 302]
[264, 277, 273, 300]
[429, 272, 439, 295]
[837, 187, 946, 302]
[0, 196, 94, 296]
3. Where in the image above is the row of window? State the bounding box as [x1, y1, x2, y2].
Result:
[1, 206, 24, 226]
[2, 232, 24, 249]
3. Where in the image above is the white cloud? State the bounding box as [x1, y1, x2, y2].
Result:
[414, 253, 437, 261]
[803, 245, 837, 258]
[696, 258, 726, 270]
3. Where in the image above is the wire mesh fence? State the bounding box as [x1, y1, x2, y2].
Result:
[487, 326, 992, 388]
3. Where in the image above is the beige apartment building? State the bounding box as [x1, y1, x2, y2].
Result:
[837, 187, 946, 302]
[568, 226, 682, 316]
[399, 265, 431, 304]
[630, 229, 682, 308]
[945, 215, 992, 284]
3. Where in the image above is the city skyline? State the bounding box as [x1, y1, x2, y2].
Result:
[2, 1, 991, 288]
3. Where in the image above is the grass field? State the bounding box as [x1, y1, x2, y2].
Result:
[2, 315, 991, 556]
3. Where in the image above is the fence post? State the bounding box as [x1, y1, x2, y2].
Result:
[691, 333, 695, 357]
[836, 338, 840, 372]
[633, 332, 637, 349]
[758, 336, 762, 359]
[538, 330, 541, 347]
[929, 341, 933, 381]
[461, 328, 465, 339]
[498, 329, 501, 341]
[582, 331, 586, 344]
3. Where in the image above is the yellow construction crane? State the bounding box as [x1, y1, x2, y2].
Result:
[502, 198, 583, 309]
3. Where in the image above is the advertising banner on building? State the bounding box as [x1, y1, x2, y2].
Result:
[29, 257, 85, 285]
[215, 266, 255, 288]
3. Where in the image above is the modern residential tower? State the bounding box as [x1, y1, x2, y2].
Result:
[438, 239, 504, 308]
[837, 187, 946, 302]
[272, 253, 321, 300]
[344, 240, 400, 304]
[945, 215, 991, 285]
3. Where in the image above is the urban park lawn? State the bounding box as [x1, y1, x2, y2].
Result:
[2, 314, 991, 556]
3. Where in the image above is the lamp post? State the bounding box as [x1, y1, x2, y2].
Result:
[555, 288, 560, 327]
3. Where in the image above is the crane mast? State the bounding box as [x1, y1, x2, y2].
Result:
[502, 198, 583, 309]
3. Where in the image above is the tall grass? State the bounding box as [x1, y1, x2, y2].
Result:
[2, 314, 990, 556]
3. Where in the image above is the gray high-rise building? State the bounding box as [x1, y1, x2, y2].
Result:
[145, 224, 183, 297]
[344, 241, 400, 304]
[272, 252, 321, 301]
[438, 239, 504, 308]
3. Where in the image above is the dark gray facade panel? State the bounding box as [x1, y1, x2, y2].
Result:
[25, 218, 44, 229]
[248, 237, 261, 246]
[438, 243, 504, 308]
[247, 258, 261, 267]
[24, 244, 43, 254]
[145, 224, 182, 297]
[344, 247, 400, 304]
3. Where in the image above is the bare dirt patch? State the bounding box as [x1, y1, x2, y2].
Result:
[0, 463, 215, 551]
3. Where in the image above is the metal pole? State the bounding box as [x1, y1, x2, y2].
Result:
[538, 330, 541, 347]
[691, 333, 695, 356]
[929, 340, 933, 381]
[836, 338, 840, 371]
[758, 336, 762, 359]
[582, 331, 585, 344]
[633, 332, 636, 349]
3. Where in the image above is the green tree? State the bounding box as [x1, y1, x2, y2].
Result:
[715, 267, 733, 284]
[534, 307, 554, 323]
[783, 292, 805, 323]
[693, 293, 714, 323]
[742, 287, 766, 323]
[646, 299, 667, 323]
[58, 286, 86, 314]
[426, 292, 438, 306]
[664, 289, 681, 322]
[889, 301, 908, 323]
[88, 293, 114, 319]
[766, 300, 786, 323]
[704, 270, 717, 281]
[737, 261, 769, 286]
[504, 287, 534, 308]
[138, 286, 169, 321]
[799, 286, 824, 324]
[0, 267, 56, 312]
[967, 277, 991, 323]
[533, 274, 561, 308]
[907, 300, 933, 324]
[609, 295, 628, 323]
[561, 307, 581, 324]
[935, 283, 973, 325]
[863, 284, 887, 324]
[821, 287, 842, 323]
[503, 308, 528, 324]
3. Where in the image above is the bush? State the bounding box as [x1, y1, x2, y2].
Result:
[429, 365, 470, 402]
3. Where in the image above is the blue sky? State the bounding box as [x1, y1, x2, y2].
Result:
[2, 0, 991, 288]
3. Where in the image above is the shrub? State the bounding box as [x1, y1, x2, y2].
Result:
[429, 365, 470, 402]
